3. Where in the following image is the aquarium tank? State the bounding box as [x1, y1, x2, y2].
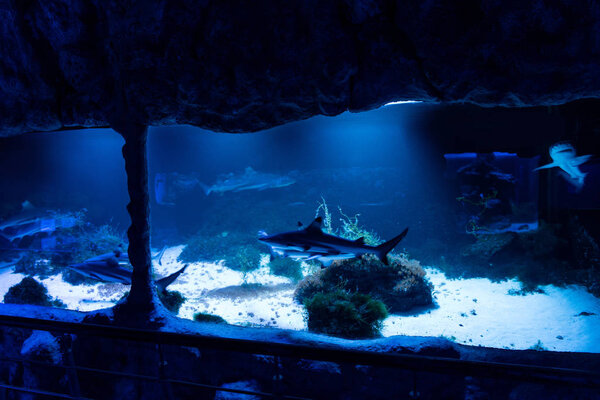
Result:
[2, 102, 598, 354]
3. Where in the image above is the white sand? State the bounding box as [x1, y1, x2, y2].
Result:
[1, 245, 599, 353]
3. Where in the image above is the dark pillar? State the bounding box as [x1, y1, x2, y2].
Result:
[112, 121, 161, 320]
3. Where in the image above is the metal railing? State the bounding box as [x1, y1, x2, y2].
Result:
[0, 314, 599, 399]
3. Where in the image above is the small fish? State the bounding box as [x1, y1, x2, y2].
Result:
[199, 167, 295, 195]
[258, 217, 408, 267]
[534, 142, 592, 190]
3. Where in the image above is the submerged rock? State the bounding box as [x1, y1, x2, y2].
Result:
[295, 254, 433, 313]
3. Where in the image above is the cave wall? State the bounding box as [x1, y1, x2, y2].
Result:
[2, 0, 600, 136]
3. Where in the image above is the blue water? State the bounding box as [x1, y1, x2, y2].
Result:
[1, 102, 599, 350]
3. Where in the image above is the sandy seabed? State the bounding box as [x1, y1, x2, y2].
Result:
[1, 245, 599, 353]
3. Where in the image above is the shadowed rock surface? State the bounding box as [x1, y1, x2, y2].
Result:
[2, 0, 600, 136]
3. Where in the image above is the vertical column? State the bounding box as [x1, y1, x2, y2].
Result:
[114, 122, 159, 314]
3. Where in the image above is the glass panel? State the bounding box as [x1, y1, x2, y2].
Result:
[0, 129, 129, 311]
[148, 103, 600, 353]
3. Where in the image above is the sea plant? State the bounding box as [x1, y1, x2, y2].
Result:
[337, 207, 382, 245]
[315, 196, 334, 234]
[528, 340, 547, 351]
[224, 245, 262, 277]
[3, 277, 65, 308]
[268, 257, 303, 282]
[315, 197, 382, 245]
[456, 190, 499, 235]
[304, 289, 388, 339]
[158, 290, 186, 314]
[178, 230, 259, 265]
[12, 222, 125, 283]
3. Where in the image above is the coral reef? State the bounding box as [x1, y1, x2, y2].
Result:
[295, 254, 433, 313]
[3, 277, 65, 308]
[304, 289, 388, 339]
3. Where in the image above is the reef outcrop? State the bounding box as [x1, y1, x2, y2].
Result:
[295, 254, 433, 313]
[2, 1, 600, 136]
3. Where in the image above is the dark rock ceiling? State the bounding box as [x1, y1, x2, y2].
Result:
[1, 0, 600, 136]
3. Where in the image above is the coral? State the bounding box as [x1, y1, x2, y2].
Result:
[304, 289, 388, 339]
[3, 277, 65, 308]
[268, 258, 303, 282]
[193, 313, 227, 324]
[158, 290, 186, 315]
[295, 254, 433, 313]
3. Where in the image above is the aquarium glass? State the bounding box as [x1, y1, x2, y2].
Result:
[146, 103, 600, 353]
[0, 129, 129, 310]
[1, 104, 598, 353]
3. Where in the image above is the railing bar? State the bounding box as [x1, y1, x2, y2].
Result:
[1, 347, 598, 394]
[0, 315, 599, 384]
[157, 343, 175, 400]
[0, 356, 310, 399]
[164, 378, 313, 400]
[0, 383, 93, 400]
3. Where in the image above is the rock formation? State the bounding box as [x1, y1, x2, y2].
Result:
[2, 1, 600, 136]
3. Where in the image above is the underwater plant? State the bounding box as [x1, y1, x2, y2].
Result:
[295, 254, 433, 313]
[193, 312, 227, 324]
[337, 207, 382, 245]
[178, 231, 261, 270]
[456, 221, 589, 293]
[224, 245, 262, 281]
[303, 289, 388, 339]
[3, 277, 65, 308]
[314, 197, 382, 245]
[314, 196, 334, 234]
[268, 257, 303, 282]
[158, 290, 186, 314]
[12, 222, 126, 285]
[456, 190, 499, 235]
[528, 340, 547, 351]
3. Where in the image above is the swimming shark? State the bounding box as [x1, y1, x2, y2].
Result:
[258, 217, 408, 267]
[0, 201, 80, 245]
[534, 143, 592, 189]
[200, 167, 295, 195]
[67, 249, 187, 292]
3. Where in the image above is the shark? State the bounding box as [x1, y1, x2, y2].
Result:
[534, 142, 592, 190]
[200, 167, 295, 195]
[258, 217, 409, 267]
[0, 201, 80, 245]
[67, 248, 187, 292]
